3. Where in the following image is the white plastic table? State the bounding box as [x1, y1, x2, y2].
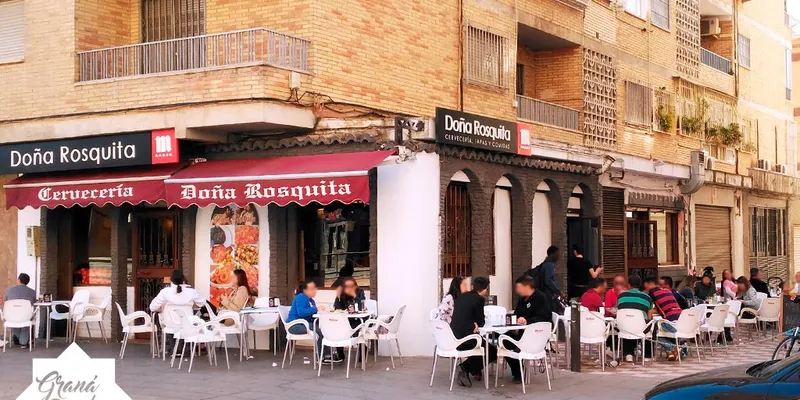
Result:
[34, 300, 70, 348]
[239, 307, 280, 359]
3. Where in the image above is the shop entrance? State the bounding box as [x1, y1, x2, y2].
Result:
[132, 209, 181, 312]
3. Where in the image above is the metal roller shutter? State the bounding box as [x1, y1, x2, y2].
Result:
[695, 205, 731, 275]
[0, 0, 24, 63]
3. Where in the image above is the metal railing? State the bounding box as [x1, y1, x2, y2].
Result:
[700, 48, 731, 75]
[516, 95, 580, 131]
[77, 28, 310, 82]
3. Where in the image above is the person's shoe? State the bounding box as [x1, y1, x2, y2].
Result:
[331, 354, 343, 364]
[624, 354, 634, 363]
[19, 345, 28, 350]
[321, 355, 333, 364]
[457, 365, 472, 387]
[511, 376, 522, 384]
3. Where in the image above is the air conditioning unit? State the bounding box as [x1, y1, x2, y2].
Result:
[701, 18, 721, 36]
[756, 159, 773, 171]
[774, 164, 788, 174]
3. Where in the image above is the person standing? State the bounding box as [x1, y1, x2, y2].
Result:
[503, 275, 551, 384]
[3, 273, 37, 349]
[450, 277, 494, 387]
[749, 268, 771, 297]
[536, 246, 564, 312]
[567, 245, 603, 299]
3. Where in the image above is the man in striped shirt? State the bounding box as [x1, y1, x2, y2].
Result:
[644, 277, 682, 322]
[616, 275, 655, 362]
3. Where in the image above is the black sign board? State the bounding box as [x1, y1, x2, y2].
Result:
[781, 295, 800, 332]
[435, 108, 519, 154]
[0, 132, 164, 174]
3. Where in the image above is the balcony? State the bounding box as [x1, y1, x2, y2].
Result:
[750, 168, 800, 195]
[77, 28, 310, 82]
[516, 95, 580, 131]
[700, 48, 731, 74]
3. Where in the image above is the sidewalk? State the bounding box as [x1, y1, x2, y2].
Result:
[0, 341, 666, 400]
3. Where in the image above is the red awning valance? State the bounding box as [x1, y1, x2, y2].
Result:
[165, 150, 394, 208]
[4, 163, 186, 209]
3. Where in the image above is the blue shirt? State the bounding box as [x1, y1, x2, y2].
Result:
[288, 292, 317, 324]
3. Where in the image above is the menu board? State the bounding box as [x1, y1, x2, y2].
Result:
[208, 205, 260, 307]
[781, 295, 800, 332]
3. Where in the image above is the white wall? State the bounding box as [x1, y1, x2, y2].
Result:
[377, 151, 440, 356]
[16, 207, 41, 293]
[491, 188, 512, 310]
[532, 192, 552, 266]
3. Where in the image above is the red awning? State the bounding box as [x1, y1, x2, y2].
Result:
[4, 163, 185, 209]
[165, 150, 395, 208]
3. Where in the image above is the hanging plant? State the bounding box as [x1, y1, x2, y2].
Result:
[657, 105, 675, 132]
[719, 122, 742, 147]
[740, 141, 757, 153]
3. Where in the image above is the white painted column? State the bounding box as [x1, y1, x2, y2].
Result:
[491, 187, 512, 310]
[731, 190, 745, 278]
[16, 207, 41, 293]
[377, 152, 440, 356]
[532, 190, 552, 267]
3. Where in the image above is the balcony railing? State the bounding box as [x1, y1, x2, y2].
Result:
[77, 28, 310, 82]
[701, 48, 731, 74]
[516, 95, 580, 131]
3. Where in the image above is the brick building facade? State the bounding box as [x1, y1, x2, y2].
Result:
[0, 0, 796, 354]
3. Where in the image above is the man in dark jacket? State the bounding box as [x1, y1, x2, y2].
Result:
[450, 276, 493, 387]
[503, 275, 551, 383]
[539, 246, 564, 312]
[750, 268, 771, 297]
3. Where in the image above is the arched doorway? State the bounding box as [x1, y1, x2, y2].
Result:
[566, 184, 599, 299]
[491, 176, 513, 310]
[532, 181, 553, 266]
[442, 171, 473, 294]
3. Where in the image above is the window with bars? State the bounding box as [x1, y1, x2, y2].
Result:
[465, 24, 509, 89]
[141, 0, 206, 42]
[651, 0, 670, 30]
[0, 0, 24, 63]
[737, 34, 751, 69]
[625, 81, 653, 127]
[443, 182, 472, 278]
[750, 207, 787, 257]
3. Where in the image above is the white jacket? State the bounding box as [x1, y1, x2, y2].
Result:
[149, 284, 205, 312]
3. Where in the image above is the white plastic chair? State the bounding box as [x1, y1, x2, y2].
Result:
[656, 308, 702, 364]
[48, 290, 90, 346]
[362, 305, 406, 370]
[1, 300, 35, 352]
[615, 311, 655, 366]
[172, 309, 228, 373]
[700, 304, 730, 354]
[72, 292, 111, 343]
[428, 319, 485, 391]
[317, 313, 365, 379]
[752, 298, 780, 336]
[159, 304, 194, 364]
[579, 311, 610, 371]
[496, 322, 553, 394]
[484, 305, 507, 327]
[115, 302, 155, 359]
[277, 305, 317, 369]
[550, 312, 561, 368]
[246, 297, 280, 355]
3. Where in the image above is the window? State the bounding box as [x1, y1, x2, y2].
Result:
[516, 63, 525, 96]
[141, 0, 206, 42]
[787, 47, 793, 101]
[624, 0, 648, 20]
[443, 182, 472, 278]
[751, 207, 787, 257]
[737, 34, 751, 68]
[465, 24, 509, 89]
[625, 81, 653, 127]
[651, 211, 680, 265]
[0, 0, 24, 63]
[651, 0, 670, 30]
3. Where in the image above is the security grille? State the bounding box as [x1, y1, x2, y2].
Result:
[141, 0, 206, 42]
[465, 24, 509, 89]
[443, 182, 472, 278]
[625, 81, 653, 127]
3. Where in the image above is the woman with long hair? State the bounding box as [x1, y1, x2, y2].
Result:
[148, 269, 205, 312]
[677, 275, 697, 306]
[220, 269, 253, 313]
[720, 269, 737, 300]
[435, 276, 469, 323]
[736, 276, 762, 309]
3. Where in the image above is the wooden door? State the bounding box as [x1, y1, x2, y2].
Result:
[132, 209, 181, 312]
[601, 188, 627, 281]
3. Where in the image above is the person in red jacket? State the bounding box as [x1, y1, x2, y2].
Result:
[580, 279, 606, 312]
[604, 274, 628, 317]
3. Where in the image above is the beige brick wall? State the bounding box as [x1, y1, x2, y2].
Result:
[0, 0, 792, 171]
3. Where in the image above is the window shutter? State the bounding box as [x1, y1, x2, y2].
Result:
[0, 0, 24, 63]
[601, 188, 626, 280]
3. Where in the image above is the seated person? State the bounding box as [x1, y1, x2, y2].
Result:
[660, 276, 689, 309]
[604, 275, 627, 317]
[580, 279, 606, 313]
[3, 273, 37, 348]
[333, 277, 366, 312]
[218, 270, 253, 320]
[645, 277, 684, 360]
[287, 279, 326, 359]
[435, 276, 468, 323]
[504, 275, 551, 384]
[149, 270, 205, 313]
[616, 275, 655, 362]
[737, 276, 762, 310]
[450, 276, 494, 387]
